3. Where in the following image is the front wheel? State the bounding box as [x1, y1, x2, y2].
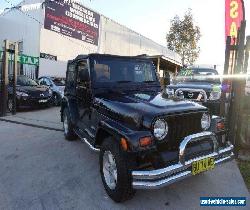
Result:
[7, 96, 16, 112]
[63, 108, 77, 141]
[100, 137, 135, 202]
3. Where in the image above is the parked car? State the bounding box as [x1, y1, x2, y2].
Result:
[167, 68, 223, 115]
[7, 75, 53, 111]
[38, 76, 65, 106]
[61, 54, 234, 202]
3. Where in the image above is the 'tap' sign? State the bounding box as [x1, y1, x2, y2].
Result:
[225, 0, 244, 44]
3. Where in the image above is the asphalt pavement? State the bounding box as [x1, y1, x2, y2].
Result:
[0, 108, 249, 210]
[0, 107, 62, 131]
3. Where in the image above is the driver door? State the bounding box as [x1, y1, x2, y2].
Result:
[75, 60, 93, 138]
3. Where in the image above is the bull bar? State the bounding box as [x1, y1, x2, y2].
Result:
[132, 131, 234, 189]
[175, 88, 208, 102]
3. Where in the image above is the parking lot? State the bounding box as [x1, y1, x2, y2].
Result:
[0, 107, 249, 210]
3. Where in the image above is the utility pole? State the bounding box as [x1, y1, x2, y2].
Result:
[12, 42, 18, 115]
[1, 40, 9, 117]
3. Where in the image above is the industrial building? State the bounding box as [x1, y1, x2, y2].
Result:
[0, 0, 181, 77]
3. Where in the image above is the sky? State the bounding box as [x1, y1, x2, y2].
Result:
[1, 0, 250, 73]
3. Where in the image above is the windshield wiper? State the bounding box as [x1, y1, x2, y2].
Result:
[143, 81, 155, 83]
[116, 80, 132, 83]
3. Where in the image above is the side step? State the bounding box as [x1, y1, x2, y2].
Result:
[74, 129, 100, 152]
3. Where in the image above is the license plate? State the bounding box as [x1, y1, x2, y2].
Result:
[192, 157, 215, 175]
[39, 99, 48, 103]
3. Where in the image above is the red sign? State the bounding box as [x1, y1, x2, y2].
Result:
[44, 1, 100, 46]
[225, 0, 244, 44]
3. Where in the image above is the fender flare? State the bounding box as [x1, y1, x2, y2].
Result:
[95, 119, 132, 147]
[95, 119, 152, 151]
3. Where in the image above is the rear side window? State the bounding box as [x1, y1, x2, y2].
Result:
[66, 62, 77, 94]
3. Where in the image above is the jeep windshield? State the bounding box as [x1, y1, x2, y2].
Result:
[90, 57, 158, 87]
[176, 68, 220, 83]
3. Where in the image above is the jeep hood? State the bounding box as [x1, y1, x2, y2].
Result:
[95, 91, 207, 129]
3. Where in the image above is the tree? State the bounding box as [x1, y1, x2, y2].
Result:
[166, 9, 201, 66]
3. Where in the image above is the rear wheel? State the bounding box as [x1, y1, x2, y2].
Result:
[100, 137, 135, 202]
[63, 108, 77, 141]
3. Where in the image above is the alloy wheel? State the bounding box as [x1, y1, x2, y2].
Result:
[63, 113, 69, 135]
[103, 151, 118, 190]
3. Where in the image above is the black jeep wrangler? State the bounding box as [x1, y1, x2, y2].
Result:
[167, 68, 223, 115]
[61, 54, 234, 202]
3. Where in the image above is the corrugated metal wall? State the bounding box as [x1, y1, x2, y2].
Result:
[0, 0, 181, 77]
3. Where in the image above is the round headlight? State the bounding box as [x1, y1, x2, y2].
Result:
[176, 90, 184, 99]
[201, 113, 211, 130]
[166, 88, 174, 96]
[153, 119, 168, 140]
[209, 90, 221, 100]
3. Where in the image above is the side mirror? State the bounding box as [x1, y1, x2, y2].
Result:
[79, 68, 90, 82]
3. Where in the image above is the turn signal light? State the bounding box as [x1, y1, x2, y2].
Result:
[139, 136, 152, 147]
[120, 137, 128, 151]
[217, 122, 225, 130]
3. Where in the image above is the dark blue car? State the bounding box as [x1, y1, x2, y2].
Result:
[38, 76, 65, 106]
[7, 75, 53, 111]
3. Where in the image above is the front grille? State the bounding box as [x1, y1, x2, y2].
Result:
[182, 91, 210, 101]
[158, 112, 203, 150]
[183, 91, 200, 100]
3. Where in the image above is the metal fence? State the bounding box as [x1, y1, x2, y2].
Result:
[0, 50, 39, 80]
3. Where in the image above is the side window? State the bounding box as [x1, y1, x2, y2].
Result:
[77, 60, 88, 85]
[66, 62, 77, 92]
[39, 78, 46, 85]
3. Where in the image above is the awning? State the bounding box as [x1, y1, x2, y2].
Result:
[147, 55, 182, 73]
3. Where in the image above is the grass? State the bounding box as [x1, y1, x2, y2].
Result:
[238, 160, 250, 191]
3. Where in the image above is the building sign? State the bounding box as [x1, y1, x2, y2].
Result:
[0, 51, 39, 66]
[44, 1, 100, 46]
[225, 0, 244, 44]
[40, 53, 57, 61]
[19, 54, 39, 66]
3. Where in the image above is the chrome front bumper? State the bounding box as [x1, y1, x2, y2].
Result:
[132, 131, 234, 189]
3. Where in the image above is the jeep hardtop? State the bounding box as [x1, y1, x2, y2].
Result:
[61, 54, 234, 202]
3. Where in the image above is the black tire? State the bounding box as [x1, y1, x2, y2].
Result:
[100, 137, 135, 202]
[53, 93, 60, 106]
[63, 108, 77, 141]
[7, 96, 15, 112]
